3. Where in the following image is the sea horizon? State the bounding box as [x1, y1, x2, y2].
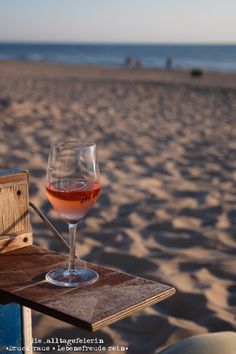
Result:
[1, 42, 236, 72]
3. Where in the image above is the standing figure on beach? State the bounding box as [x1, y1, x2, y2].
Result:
[166, 57, 172, 70]
[135, 57, 143, 68]
[124, 56, 132, 68]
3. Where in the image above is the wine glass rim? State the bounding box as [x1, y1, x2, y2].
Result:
[51, 140, 96, 148]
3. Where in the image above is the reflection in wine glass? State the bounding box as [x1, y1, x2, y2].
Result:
[45, 141, 101, 287]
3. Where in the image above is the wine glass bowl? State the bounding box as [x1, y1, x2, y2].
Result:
[45, 141, 101, 287]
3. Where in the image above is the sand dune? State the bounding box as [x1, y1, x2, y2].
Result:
[0, 62, 236, 353]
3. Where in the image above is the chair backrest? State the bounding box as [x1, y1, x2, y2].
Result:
[0, 169, 32, 253]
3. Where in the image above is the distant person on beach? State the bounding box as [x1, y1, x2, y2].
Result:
[135, 57, 143, 68]
[124, 56, 132, 68]
[166, 57, 172, 70]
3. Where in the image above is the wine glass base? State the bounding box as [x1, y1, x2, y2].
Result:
[46, 267, 99, 287]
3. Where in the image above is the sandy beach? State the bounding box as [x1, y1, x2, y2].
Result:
[0, 61, 236, 353]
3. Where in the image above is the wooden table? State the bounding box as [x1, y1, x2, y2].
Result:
[0, 245, 175, 332]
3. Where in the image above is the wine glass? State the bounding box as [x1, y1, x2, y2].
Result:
[45, 140, 101, 287]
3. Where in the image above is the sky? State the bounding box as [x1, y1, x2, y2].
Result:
[0, 0, 235, 44]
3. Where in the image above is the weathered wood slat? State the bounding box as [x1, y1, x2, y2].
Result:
[0, 245, 175, 331]
[0, 170, 32, 253]
[0, 169, 28, 184]
[0, 182, 29, 233]
[0, 232, 32, 253]
[22, 306, 33, 354]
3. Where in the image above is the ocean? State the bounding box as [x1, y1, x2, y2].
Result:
[0, 43, 236, 72]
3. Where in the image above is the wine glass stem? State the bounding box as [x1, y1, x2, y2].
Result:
[68, 223, 78, 273]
